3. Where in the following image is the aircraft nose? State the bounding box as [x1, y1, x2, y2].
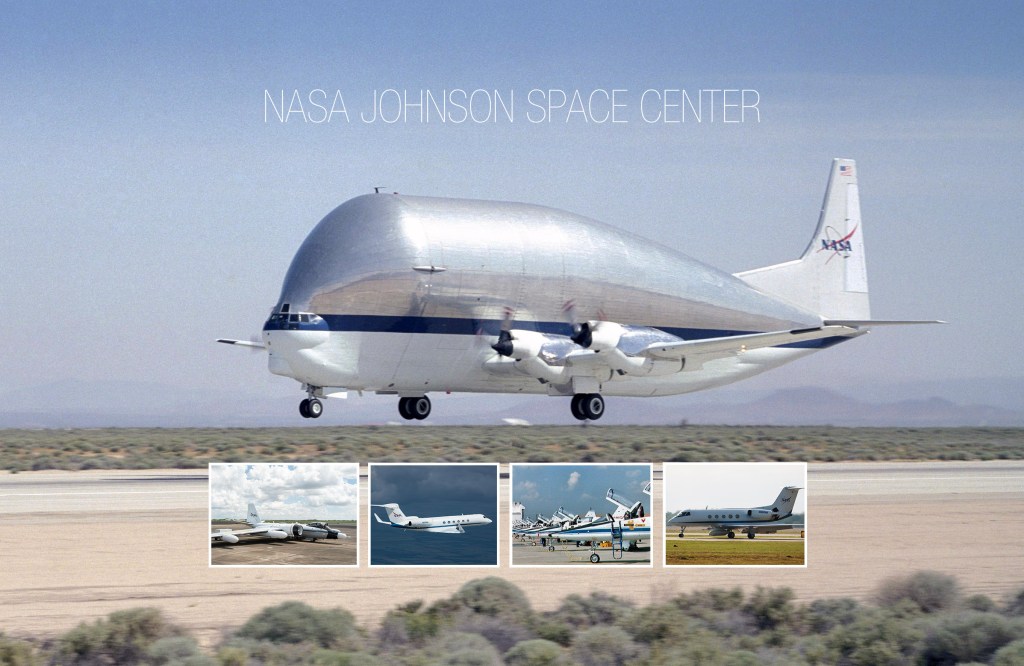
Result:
[484, 517, 493, 524]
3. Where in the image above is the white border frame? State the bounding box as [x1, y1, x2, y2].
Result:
[662, 461, 808, 569]
[368, 462, 501, 568]
[509, 462, 654, 569]
[208, 461, 361, 569]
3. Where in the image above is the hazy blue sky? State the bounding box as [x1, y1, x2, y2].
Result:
[2, 3, 1021, 419]
[512, 464, 651, 520]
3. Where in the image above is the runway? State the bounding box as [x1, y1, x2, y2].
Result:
[0, 461, 1022, 648]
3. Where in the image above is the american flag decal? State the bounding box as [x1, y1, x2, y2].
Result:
[839, 165, 853, 176]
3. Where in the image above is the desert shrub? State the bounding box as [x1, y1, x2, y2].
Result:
[532, 620, 573, 647]
[628, 604, 694, 644]
[54, 607, 183, 665]
[569, 626, 645, 666]
[235, 601, 357, 649]
[673, 587, 745, 618]
[1005, 588, 1024, 616]
[308, 649, 385, 665]
[964, 594, 996, 612]
[454, 613, 533, 653]
[993, 638, 1024, 665]
[145, 636, 211, 664]
[413, 631, 501, 666]
[876, 571, 960, 613]
[547, 592, 632, 629]
[0, 634, 39, 666]
[826, 608, 924, 666]
[722, 650, 761, 666]
[446, 577, 533, 624]
[504, 638, 568, 666]
[916, 611, 1024, 665]
[744, 586, 796, 631]
[806, 597, 861, 633]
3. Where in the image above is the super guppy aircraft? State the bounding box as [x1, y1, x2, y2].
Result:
[220, 159, 939, 420]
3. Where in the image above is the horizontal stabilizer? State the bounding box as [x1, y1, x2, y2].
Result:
[823, 319, 946, 327]
[641, 325, 862, 360]
[217, 338, 266, 350]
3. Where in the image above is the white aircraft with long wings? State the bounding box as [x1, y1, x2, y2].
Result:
[371, 502, 492, 534]
[220, 158, 940, 421]
[668, 487, 803, 539]
[211, 502, 348, 543]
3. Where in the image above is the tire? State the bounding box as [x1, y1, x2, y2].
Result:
[582, 394, 604, 420]
[398, 398, 414, 420]
[747, 532, 755, 539]
[727, 532, 735, 539]
[590, 553, 600, 563]
[299, 399, 310, 418]
[570, 394, 587, 420]
[308, 399, 323, 418]
[411, 396, 431, 420]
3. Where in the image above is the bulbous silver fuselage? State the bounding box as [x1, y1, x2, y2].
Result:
[263, 193, 822, 396]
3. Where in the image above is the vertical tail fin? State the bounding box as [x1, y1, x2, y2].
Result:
[768, 487, 801, 517]
[736, 158, 870, 320]
[371, 503, 406, 524]
[246, 502, 261, 526]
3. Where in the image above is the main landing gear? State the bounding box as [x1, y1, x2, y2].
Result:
[299, 397, 323, 419]
[398, 396, 431, 421]
[570, 393, 605, 421]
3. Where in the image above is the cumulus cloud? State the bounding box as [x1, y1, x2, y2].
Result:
[567, 471, 580, 490]
[210, 463, 359, 520]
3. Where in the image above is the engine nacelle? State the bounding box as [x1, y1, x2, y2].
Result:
[266, 530, 288, 539]
[587, 321, 626, 352]
[220, 533, 239, 544]
[292, 524, 304, 538]
[709, 527, 730, 537]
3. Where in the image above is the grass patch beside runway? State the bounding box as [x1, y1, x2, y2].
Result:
[666, 537, 805, 565]
[0, 426, 1021, 471]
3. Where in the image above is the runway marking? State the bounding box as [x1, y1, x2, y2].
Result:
[815, 476, 1024, 482]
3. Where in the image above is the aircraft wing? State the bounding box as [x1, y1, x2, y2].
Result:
[712, 522, 804, 534]
[211, 528, 275, 539]
[641, 325, 861, 360]
[421, 525, 466, 534]
[216, 338, 266, 350]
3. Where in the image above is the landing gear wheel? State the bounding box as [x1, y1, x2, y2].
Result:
[410, 396, 431, 420]
[398, 398, 415, 420]
[307, 398, 323, 418]
[590, 553, 600, 563]
[581, 393, 605, 420]
[570, 394, 587, 420]
[299, 399, 310, 418]
[727, 532, 735, 539]
[747, 532, 755, 539]
[548, 545, 555, 551]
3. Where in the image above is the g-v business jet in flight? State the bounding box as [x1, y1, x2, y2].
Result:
[220, 159, 939, 421]
[668, 487, 803, 539]
[372, 503, 492, 533]
[211, 502, 348, 543]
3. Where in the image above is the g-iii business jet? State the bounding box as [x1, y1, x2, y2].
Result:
[220, 159, 940, 421]
[211, 502, 348, 543]
[668, 487, 803, 540]
[371, 503, 492, 533]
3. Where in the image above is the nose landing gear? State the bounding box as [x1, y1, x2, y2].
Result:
[299, 397, 323, 418]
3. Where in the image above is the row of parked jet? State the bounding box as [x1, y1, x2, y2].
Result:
[513, 483, 653, 561]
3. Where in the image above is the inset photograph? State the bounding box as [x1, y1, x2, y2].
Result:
[369, 463, 498, 566]
[511, 463, 653, 566]
[664, 462, 806, 567]
[209, 463, 358, 567]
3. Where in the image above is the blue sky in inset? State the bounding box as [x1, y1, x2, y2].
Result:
[512, 464, 651, 520]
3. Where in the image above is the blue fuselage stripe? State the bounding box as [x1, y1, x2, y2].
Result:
[264, 314, 848, 350]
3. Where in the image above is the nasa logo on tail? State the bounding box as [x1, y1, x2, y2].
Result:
[818, 224, 858, 261]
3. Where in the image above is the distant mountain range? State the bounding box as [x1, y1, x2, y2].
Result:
[1, 378, 1021, 428]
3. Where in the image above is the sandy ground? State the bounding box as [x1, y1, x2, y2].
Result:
[1, 462, 1022, 649]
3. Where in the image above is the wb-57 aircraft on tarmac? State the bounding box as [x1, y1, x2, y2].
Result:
[210, 502, 347, 544]
[220, 159, 940, 421]
[668, 487, 803, 540]
[371, 502, 492, 534]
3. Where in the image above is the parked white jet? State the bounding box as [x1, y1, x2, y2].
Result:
[220, 158, 940, 421]
[668, 487, 803, 539]
[371, 503, 492, 534]
[211, 502, 348, 543]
